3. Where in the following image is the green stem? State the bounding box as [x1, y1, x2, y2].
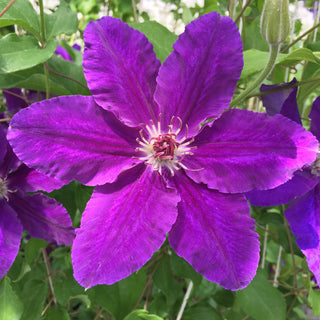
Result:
[230, 44, 280, 108]
[39, 0, 50, 99]
[38, 0, 46, 44]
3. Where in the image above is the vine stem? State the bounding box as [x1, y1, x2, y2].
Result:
[230, 44, 280, 108]
[0, 0, 16, 18]
[234, 0, 251, 24]
[42, 247, 57, 305]
[38, 0, 50, 99]
[281, 20, 320, 53]
[176, 280, 193, 320]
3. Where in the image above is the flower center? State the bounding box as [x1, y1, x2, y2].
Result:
[136, 116, 196, 176]
[311, 153, 320, 176]
[0, 177, 9, 201]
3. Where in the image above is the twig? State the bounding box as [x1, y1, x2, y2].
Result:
[131, 0, 138, 23]
[234, 0, 251, 24]
[44, 62, 89, 91]
[42, 247, 57, 305]
[273, 246, 282, 287]
[176, 281, 193, 320]
[0, 0, 16, 18]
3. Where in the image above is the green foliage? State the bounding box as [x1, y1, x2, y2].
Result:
[236, 269, 286, 320]
[0, 277, 23, 320]
[0, 35, 57, 73]
[130, 21, 177, 63]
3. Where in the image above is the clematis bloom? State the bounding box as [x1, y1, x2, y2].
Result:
[7, 12, 318, 290]
[0, 126, 74, 278]
[246, 80, 320, 284]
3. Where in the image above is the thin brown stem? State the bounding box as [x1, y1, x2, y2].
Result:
[1, 89, 31, 105]
[94, 307, 104, 320]
[132, 258, 162, 311]
[281, 20, 320, 53]
[0, 0, 16, 18]
[42, 247, 57, 305]
[44, 62, 89, 92]
[286, 295, 298, 318]
[234, 0, 251, 24]
[283, 206, 297, 289]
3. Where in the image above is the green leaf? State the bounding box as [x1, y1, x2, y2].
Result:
[0, 0, 40, 39]
[88, 270, 147, 320]
[53, 270, 85, 307]
[241, 49, 285, 79]
[308, 288, 320, 316]
[0, 34, 57, 73]
[0, 55, 89, 96]
[153, 255, 182, 306]
[182, 304, 223, 320]
[236, 269, 286, 320]
[123, 309, 163, 320]
[20, 280, 48, 320]
[170, 252, 202, 286]
[42, 306, 70, 320]
[280, 48, 320, 65]
[0, 277, 23, 320]
[130, 21, 177, 63]
[44, 1, 78, 39]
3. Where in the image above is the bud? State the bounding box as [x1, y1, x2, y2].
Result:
[260, 0, 290, 45]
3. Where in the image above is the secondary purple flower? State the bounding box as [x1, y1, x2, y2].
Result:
[246, 81, 320, 284]
[0, 126, 75, 279]
[7, 12, 318, 290]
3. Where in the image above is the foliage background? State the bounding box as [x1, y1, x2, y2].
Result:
[1, 0, 320, 319]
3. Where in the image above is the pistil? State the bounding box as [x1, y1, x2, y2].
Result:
[136, 116, 197, 176]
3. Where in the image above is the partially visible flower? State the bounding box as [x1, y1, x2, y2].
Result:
[0, 126, 75, 279]
[246, 80, 320, 283]
[8, 12, 318, 290]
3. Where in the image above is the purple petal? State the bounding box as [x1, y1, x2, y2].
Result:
[285, 185, 320, 250]
[0, 127, 7, 165]
[246, 168, 319, 206]
[183, 109, 318, 193]
[154, 11, 243, 137]
[9, 192, 74, 245]
[0, 127, 19, 177]
[309, 96, 320, 141]
[8, 95, 141, 186]
[261, 79, 301, 124]
[83, 17, 160, 127]
[72, 164, 179, 288]
[55, 44, 73, 61]
[7, 164, 64, 193]
[168, 172, 259, 290]
[2, 88, 28, 114]
[0, 199, 23, 279]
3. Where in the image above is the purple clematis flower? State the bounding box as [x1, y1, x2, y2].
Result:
[246, 80, 320, 284]
[7, 12, 319, 290]
[0, 126, 75, 279]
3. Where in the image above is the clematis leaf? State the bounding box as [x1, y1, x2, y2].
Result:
[123, 310, 164, 320]
[0, 55, 89, 95]
[130, 21, 177, 63]
[0, 0, 40, 39]
[44, 1, 78, 39]
[88, 271, 147, 320]
[236, 269, 286, 320]
[0, 277, 23, 320]
[0, 35, 57, 73]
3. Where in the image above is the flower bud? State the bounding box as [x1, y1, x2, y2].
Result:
[260, 0, 290, 45]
